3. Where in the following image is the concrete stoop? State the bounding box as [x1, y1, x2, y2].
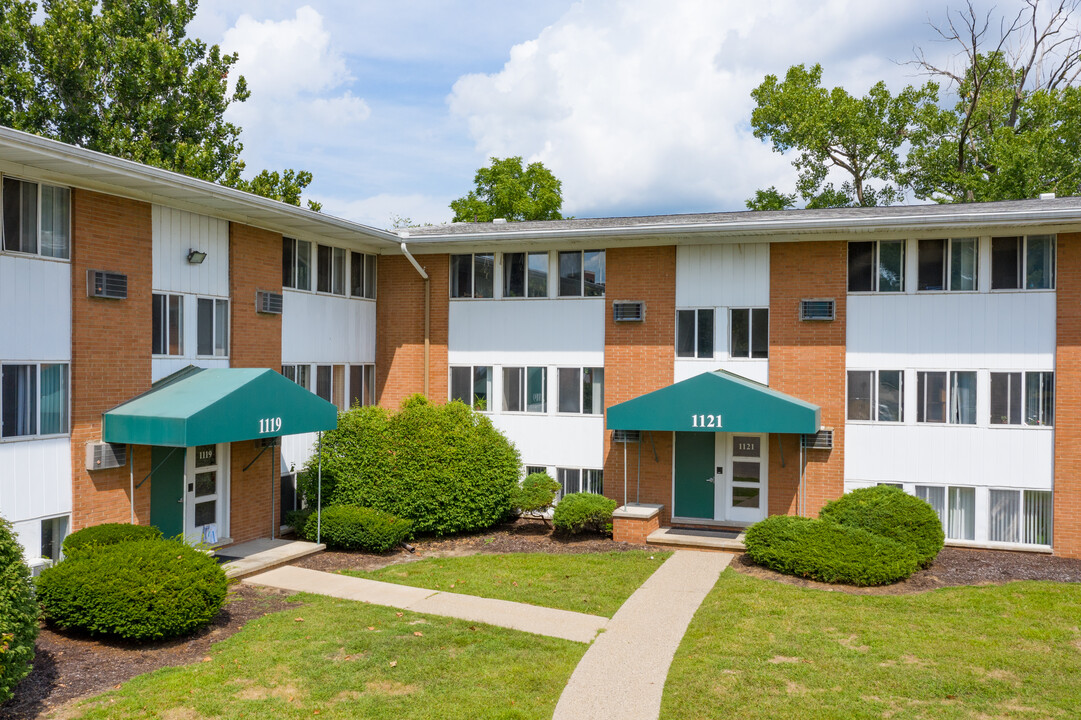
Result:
[217, 538, 325, 579]
[646, 527, 746, 552]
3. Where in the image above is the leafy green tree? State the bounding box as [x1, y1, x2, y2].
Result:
[450, 156, 564, 222]
[745, 186, 796, 211]
[0, 0, 318, 209]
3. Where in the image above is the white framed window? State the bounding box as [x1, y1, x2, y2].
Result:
[846, 370, 903, 422]
[1, 362, 69, 439]
[450, 365, 492, 410]
[349, 364, 376, 407]
[947, 486, 975, 540]
[1, 176, 70, 259]
[990, 371, 1054, 426]
[917, 237, 978, 291]
[558, 250, 605, 297]
[557, 367, 604, 415]
[556, 467, 603, 499]
[676, 309, 714, 359]
[316, 244, 346, 295]
[39, 515, 69, 560]
[196, 297, 229, 357]
[525, 465, 549, 478]
[350, 251, 377, 299]
[281, 364, 311, 390]
[152, 293, 184, 355]
[991, 235, 1055, 290]
[313, 365, 347, 410]
[730, 308, 768, 358]
[988, 488, 1053, 545]
[450, 253, 495, 298]
[282, 237, 312, 290]
[916, 371, 975, 424]
[503, 251, 549, 298]
[502, 366, 547, 413]
[848, 240, 904, 292]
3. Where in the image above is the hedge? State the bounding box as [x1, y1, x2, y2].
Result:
[552, 493, 617, 535]
[819, 485, 945, 568]
[62, 522, 163, 557]
[0, 516, 37, 703]
[744, 515, 921, 587]
[36, 539, 227, 641]
[300, 395, 521, 536]
[512, 472, 561, 518]
[299, 505, 412, 552]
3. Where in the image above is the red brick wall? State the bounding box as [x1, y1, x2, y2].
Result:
[768, 241, 847, 518]
[612, 513, 659, 544]
[603, 246, 676, 524]
[375, 254, 449, 408]
[227, 222, 284, 544]
[1055, 232, 1081, 558]
[70, 190, 154, 530]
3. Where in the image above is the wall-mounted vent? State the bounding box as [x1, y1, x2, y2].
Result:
[613, 301, 645, 322]
[800, 299, 835, 321]
[801, 429, 834, 450]
[86, 442, 127, 471]
[612, 429, 641, 443]
[86, 270, 128, 299]
[257, 290, 283, 314]
[27, 558, 53, 577]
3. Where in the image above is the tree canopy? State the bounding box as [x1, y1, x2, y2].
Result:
[0, 0, 320, 210]
[749, 0, 1081, 208]
[450, 156, 564, 222]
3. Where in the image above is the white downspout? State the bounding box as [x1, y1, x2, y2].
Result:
[399, 241, 431, 398]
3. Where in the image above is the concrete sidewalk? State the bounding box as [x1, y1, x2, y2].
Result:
[244, 565, 608, 643]
[552, 550, 733, 720]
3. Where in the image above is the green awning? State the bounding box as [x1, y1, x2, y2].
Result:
[102, 366, 338, 447]
[606, 370, 820, 434]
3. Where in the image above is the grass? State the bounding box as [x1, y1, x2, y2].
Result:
[662, 570, 1081, 719]
[349, 550, 672, 617]
[62, 593, 585, 720]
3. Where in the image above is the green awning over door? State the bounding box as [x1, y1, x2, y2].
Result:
[102, 366, 338, 447]
[606, 370, 820, 434]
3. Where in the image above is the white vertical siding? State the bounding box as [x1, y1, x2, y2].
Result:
[0, 255, 70, 361]
[675, 243, 770, 307]
[152, 206, 230, 296]
[491, 414, 604, 470]
[0, 437, 72, 553]
[281, 291, 376, 365]
[152, 356, 229, 383]
[281, 432, 318, 477]
[448, 299, 605, 366]
[674, 360, 768, 384]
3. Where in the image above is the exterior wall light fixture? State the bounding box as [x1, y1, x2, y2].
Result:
[187, 248, 208, 264]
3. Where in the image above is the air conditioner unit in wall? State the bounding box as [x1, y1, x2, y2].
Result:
[800, 299, 835, 321]
[86, 270, 128, 299]
[612, 429, 641, 443]
[27, 558, 53, 577]
[801, 429, 834, 450]
[86, 442, 127, 471]
[256, 290, 283, 314]
[613, 301, 645, 322]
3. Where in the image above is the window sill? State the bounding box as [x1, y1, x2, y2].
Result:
[282, 287, 374, 301]
[0, 432, 70, 444]
[497, 411, 550, 417]
[945, 538, 1053, 553]
[0, 250, 70, 264]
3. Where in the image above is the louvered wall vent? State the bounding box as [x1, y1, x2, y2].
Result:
[612, 429, 641, 443]
[801, 429, 834, 450]
[800, 299, 835, 321]
[613, 301, 645, 322]
[256, 290, 284, 314]
[86, 270, 128, 299]
[86, 442, 127, 471]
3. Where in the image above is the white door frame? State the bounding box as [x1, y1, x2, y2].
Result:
[724, 433, 768, 524]
[183, 443, 230, 545]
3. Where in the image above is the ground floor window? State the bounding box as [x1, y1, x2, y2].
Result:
[914, 484, 1051, 546]
[40, 515, 68, 560]
[349, 364, 375, 407]
[556, 467, 603, 499]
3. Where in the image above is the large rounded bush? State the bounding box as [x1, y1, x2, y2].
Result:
[744, 515, 921, 586]
[299, 505, 412, 552]
[36, 539, 227, 641]
[301, 396, 521, 536]
[62, 522, 162, 556]
[552, 493, 617, 535]
[0, 516, 37, 703]
[819, 485, 944, 567]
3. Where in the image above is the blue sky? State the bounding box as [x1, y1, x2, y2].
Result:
[189, 0, 1004, 229]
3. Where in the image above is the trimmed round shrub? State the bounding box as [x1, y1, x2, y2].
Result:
[300, 395, 521, 536]
[62, 522, 163, 556]
[0, 516, 37, 703]
[744, 515, 920, 586]
[552, 493, 617, 535]
[512, 472, 561, 518]
[300, 505, 412, 552]
[36, 538, 227, 641]
[820, 485, 944, 567]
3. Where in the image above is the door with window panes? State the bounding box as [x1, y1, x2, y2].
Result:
[723, 434, 767, 523]
[185, 444, 227, 545]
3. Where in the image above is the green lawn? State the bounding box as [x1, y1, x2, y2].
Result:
[350, 550, 671, 617]
[61, 593, 584, 720]
[662, 570, 1081, 719]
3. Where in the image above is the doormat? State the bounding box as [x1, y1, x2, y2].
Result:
[665, 527, 741, 540]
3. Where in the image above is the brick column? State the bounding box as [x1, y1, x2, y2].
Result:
[1054, 232, 1081, 558]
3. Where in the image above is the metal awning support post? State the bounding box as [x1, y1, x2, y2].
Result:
[623, 440, 628, 508]
[269, 443, 276, 540]
[129, 445, 135, 524]
[637, 436, 642, 504]
[317, 432, 323, 544]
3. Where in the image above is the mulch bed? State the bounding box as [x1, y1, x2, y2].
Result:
[7, 519, 1081, 718]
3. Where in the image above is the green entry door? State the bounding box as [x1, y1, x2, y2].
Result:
[673, 432, 715, 519]
[149, 447, 184, 539]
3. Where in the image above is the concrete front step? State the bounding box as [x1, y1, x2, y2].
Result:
[217, 538, 325, 579]
[646, 527, 746, 552]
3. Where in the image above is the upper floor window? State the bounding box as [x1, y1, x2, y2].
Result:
[450, 365, 492, 410]
[846, 370, 903, 422]
[349, 364, 375, 407]
[918, 238, 977, 291]
[281, 364, 311, 390]
[152, 293, 184, 355]
[917, 370, 976, 424]
[848, 240, 904, 293]
[991, 235, 1055, 290]
[350, 251, 377, 299]
[317, 244, 346, 295]
[676, 309, 714, 359]
[503, 252, 549, 298]
[196, 298, 229, 357]
[559, 250, 605, 297]
[1, 362, 68, 438]
[730, 308, 768, 359]
[991, 371, 1054, 426]
[503, 366, 547, 413]
[282, 237, 312, 291]
[557, 367, 604, 414]
[2, 177, 70, 259]
[450, 253, 494, 299]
